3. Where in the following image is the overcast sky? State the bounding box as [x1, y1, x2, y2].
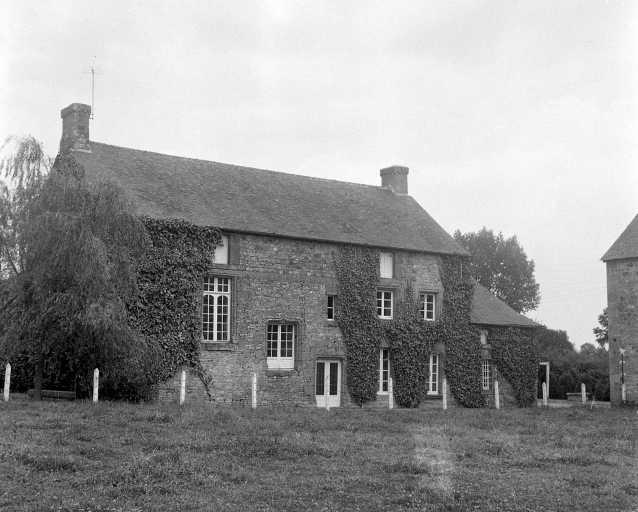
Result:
[2, 1, 637, 348]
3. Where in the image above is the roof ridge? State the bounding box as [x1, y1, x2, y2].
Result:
[88, 141, 386, 191]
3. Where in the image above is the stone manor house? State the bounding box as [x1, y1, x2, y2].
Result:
[603, 213, 638, 405]
[61, 102, 537, 407]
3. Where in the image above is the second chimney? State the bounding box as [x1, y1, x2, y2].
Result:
[61, 103, 92, 152]
[380, 165, 409, 194]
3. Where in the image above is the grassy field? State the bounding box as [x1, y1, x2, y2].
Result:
[0, 398, 637, 512]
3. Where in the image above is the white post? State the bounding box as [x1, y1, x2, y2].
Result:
[542, 382, 548, 407]
[252, 373, 257, 409]
[179, 370, 186, 405]
[581, 382, 586, 404]
[388, 377, 394, 410]
[3, 363, 10, 402]
[442, 378, 447, 410]
[621, 383, 626, 402]
[92, 368, 99, 403]
[494, 380, 500, 409]
[325, 371, 330, 411]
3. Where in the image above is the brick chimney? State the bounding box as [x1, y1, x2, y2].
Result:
[380, 165, 409, 194]
[61, 103, 92, 152]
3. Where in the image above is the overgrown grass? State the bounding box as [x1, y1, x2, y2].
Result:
[1, 399, 636, 511]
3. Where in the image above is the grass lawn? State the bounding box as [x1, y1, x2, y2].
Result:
[0, 398, 637, 511]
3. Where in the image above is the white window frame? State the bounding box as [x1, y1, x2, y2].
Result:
[266, 323, 295, 370]
[327, 295, 336, 321]
[378, 348, 390, 394]
[377, 290, 394, 319]
[202, 276, 231, 341]
[428, 354, 439, 395]
[419, 292, 437, 321]
[213, 235, 229, 264]
[482, 359, 492, 390]
[380, 252, 394, 278]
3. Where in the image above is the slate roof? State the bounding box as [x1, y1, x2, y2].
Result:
[73, 142, 468, 255]
[601, 213, 638, 261]
[471, 281, 540, 328]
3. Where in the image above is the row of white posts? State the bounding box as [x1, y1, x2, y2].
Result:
[2, 364, 101, 404]
[5, 364, 625, 407]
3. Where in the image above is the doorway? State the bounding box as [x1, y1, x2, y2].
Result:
[315, 360, 341, 408]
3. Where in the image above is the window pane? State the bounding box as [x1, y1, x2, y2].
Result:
[327, 296, 335, 320]
[214, 235, 229, 264]
[380, 252, 393, 278]
[380, 349, 389, 392]
[267, 325, 278, 357]
[329, 363, 339, 395]
[316, 362, 325, 396]
[429, 354, 438, 394]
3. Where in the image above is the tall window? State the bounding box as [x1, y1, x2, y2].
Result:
[428, 354, 439, 395]
[378, 348, 390, 394]
[377, 290, 393, 319]
[419, 293, 437, 321]
[327, 295, 336, 321]
[267, 324, 295, 370]
[482, 360, 492, 390]
[213, 235, 229, 264]
[380, 252, 393, 278]
[202, 277, 230, 341]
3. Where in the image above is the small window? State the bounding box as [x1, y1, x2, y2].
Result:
[267, 324, 295, 370]
[480, 330, 488, 345]
[214, 235, 229, 264]
[428, 354, 439, 395]
[327, 295, 336, 321]
[419, 292, 437, 321]
[202, 277, 231, 341]
[377, 290, 393, 319]
[378, 348, 390, 394]
[380, 252, 393, 278]
[482, 360, 492, 390]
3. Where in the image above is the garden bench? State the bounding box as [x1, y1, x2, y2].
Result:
[27, 389, 76, 401]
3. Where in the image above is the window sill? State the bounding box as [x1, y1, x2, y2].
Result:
[326, 320, 339, 328]
[201, 342, 234, 351]
[265, 369, 297, 377]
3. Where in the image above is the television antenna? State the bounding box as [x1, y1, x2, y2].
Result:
[82, 66, 104, 119]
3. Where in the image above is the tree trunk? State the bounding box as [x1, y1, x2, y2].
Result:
[33, 344, 45, 400]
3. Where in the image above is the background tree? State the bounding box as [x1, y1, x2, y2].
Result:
[453, 227, 540, 314]
[0, 136, 153, 399]
[593, 307, 608, 348]
[536, 327, 575, 362]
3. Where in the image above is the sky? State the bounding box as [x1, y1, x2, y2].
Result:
[1, 1, 637, 349]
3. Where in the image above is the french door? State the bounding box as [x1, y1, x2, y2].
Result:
[315, 360, 341, 408]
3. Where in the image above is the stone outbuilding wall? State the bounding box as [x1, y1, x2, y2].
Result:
[606, 257, 638, 404]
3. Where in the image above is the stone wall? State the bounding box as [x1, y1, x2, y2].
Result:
[606, 258, 638, 405]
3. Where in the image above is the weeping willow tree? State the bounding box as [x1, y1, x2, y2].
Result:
[0, 136, 154, 399]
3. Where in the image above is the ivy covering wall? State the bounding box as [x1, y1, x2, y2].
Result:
[438, 255, 486, 408]
[385, 285, 437, 407]
[335, 245, 383, 405]
[128, 217, 222, 391]
[490, 326, 539, 407]
[335, 247, 486, 408]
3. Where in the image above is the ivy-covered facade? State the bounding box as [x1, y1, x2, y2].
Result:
[61, 102, 539, 408]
